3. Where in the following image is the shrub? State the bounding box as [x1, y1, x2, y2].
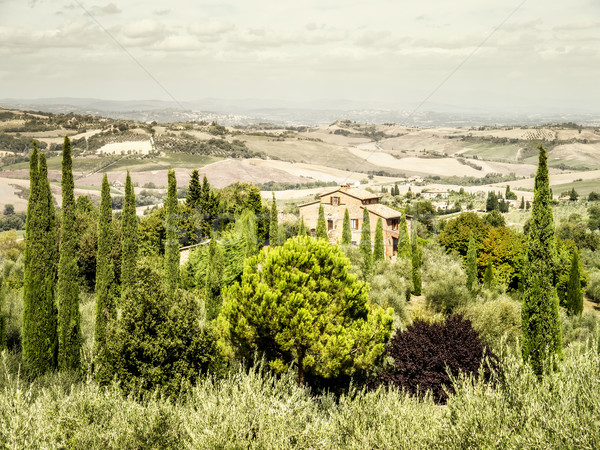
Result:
[369, 259, 411, 321]
[377, 315, 495, 403]
[457, 293, 521, 351]
[423, 246, 470, 313]
[586, 270, 600, 303]
[560, 310, 600, 348]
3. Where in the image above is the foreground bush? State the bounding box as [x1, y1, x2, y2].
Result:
[377, 316, 494, 403]
[2, 341, 600, 448]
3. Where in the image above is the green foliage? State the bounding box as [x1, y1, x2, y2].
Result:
[483, 209, 506, 227]
[439, 212, 489, 258]
[121, 171, 138, 297]
[522, 145, 563, 375]
[458, 293, 521, 351]
[483, 262, 495, 289]
[369, 259, 411, 321]
[397, 214, 411, 258]
[423, 245, 470, 313]
[185, 169, 201, 208]
[221, 236, 393, 386]
[359, 208, 372, 276]
[113, 258, 224, 396]
[316, 204, 327, 240]
[587, 270, 600, 303]
[486, 191, 499, 211]
[565, 250, 583, 316]
[269, 192, 278, 246]
[205, 237, 224, 321]
[95, 174, 117, 385]
[23, 148, 58, 375]
[298, 217, 307, 237]
[478, 227, 525, 291]
[373, 218, 384, 262]
[410, 225, 422, 296]
[342, 208, 351, 245]
[164, 169, 179, 296]
[465, 232, 478, 292]
[57, 136, 81, 372]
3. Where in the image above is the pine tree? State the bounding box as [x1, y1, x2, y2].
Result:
[566, 250, 583, 316]
[269, 192, 278, 246]
[186, 169, 201, 208]
[522, 145, 562, 375]
[164, 169, 179, 296]
[316, 204, 327, 239]
[465, 231, 478, 292]
[95, 174, 116, 384]
[373, 218, 385, 261]
[359, 208, 372, 276]
[342, 208, 352, 245]
[411, 224, 422, 295]
[121, 171, 138, 297]
[57, 136, 81, 371]
[205, 235, 224, 321]
[23, 148, 58, 374]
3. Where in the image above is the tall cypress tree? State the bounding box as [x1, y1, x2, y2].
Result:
[522, 145, 562, 375]
[465, 231, 478, 292]
[483, 261, 495, 289]
[57, 136, 81, 371]
[566, 250, 583, 316]
[359, 208, 372, 276]
[521, 195, 526, 210]
[342, 208, 352, 245]
[205, 235, 224, 321]
[316, 204, 327, 239]
[411, 224, 422, 295]
[95, 174, 116, 384]
[397, 214, 411, 258]
[186, 169, 201, 208]
[121, 171, 138, 297]
[298, 218, 307, 237]
[164, 169, 179, 297]
[23, 148, 58, 374]
[269, 192, 278, 246]
[373, 217, 384, 262]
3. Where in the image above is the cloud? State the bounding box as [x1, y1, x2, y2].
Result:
[121, 19, 166, 40]
[188, 19, 235, 38]
[154, 9, 171, 16]
[90, 3, 121, 16]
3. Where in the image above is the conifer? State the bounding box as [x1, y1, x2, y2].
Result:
[522, 145, 562, 374]
[373, 218, 385, 261]
[23, 148, 58, 374]
[121, 171, 138, 297]
[483, 261, 494, 289]
[95, 174, 116, 384]
[164, 169, 179, 296]
[342, 208, 352, 244]
[298, 217, 307, 236]
[359, 208, 372, 276]
[269, 192, 278, 246]
[205, 235, 224, 321]
[186, 169, 201, 208]
[411, 224, 422, 295]
[566, 250, 583, 316]
[316, 204, 327, 239]
[465, 231, 478, 292]
[57, 136, 81, 371]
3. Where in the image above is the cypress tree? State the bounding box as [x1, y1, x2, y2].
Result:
[373, 217, 385, 262]
[186, 169, 201, 208]
[397, 214, 411, 258]
[521, 196, 526, 210]
[205, 235, 224, 321]
[522, 145, 562, 375]
[483, 261, 494, 289]
[57, 136, 81, 371]
[121, 171, 138, 297]
[359, 208, 372, 276]
[566, 250, 583, 316]
[298, 217, 307, 236]
[342, 208, 352, 245]
[164, 169, 179, 296]
[269, 192, 278, 246]
[465, 231, 478, 292]
[411, 224, 422, 295]
[23, 149, 58, 374]
[316, 204, 327, 239]
[95, 174, 116, 384]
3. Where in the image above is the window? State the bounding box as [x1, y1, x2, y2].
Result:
[327, 219, 334, 231]
[331, 196, 340, 205]
[351, 219, 359, 230]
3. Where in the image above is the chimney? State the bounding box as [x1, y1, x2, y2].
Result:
[341, 184, 349, 192]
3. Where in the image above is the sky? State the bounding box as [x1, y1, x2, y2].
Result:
[0, 0, 599, 114]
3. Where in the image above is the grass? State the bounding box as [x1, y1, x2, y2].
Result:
[551, 179, 600, 197]
[460, 143, 522, 163]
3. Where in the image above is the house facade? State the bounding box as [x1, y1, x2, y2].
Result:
[298, 185, 409, 259]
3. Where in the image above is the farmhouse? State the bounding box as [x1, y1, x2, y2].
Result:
[421, 188, 449, 200]
[298, 185, 409, 259]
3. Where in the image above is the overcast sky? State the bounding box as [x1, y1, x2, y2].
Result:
[1, 0, 599, 113]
